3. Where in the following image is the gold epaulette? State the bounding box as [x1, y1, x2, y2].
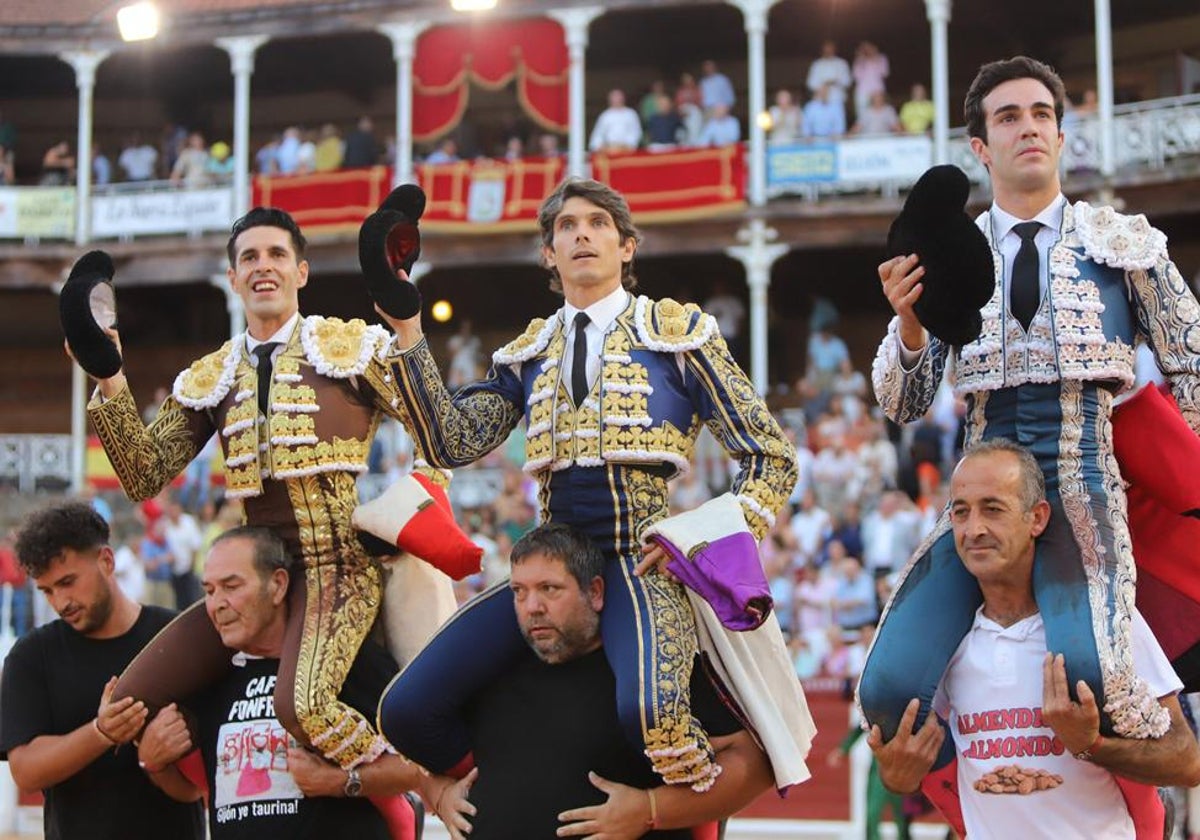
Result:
[493, 315, 557, 365]
[633, 295, 718, 353]
[300, 315, 390, 378]
[173, 340, 239, 409]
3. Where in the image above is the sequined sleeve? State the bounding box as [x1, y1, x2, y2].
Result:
[87, 386, 212, 501]
[1128, 257, 1200, 434]
[388, 338, 524, 469]
[871, 316, 949, 425]
[682, 331, 797, 539]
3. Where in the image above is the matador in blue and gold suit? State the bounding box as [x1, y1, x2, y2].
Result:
[378, 290, 796, 790]
[860, 198, 1200, 757]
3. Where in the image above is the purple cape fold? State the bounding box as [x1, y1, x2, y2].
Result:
[652, 532, 773, 631]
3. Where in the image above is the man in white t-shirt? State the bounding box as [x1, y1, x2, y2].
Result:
[868, 439, 1200, 839]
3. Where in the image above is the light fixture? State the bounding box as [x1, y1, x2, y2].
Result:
[450, 0, 497, 10]
[431, 300, 454, 322]
[757, 110, 774, 131]
[117, 1, 160, 42]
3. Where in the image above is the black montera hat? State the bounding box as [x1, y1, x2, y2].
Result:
[887, 165, 994, 347]
[59, 250, 122, 379]
[358, 183, 426, 320]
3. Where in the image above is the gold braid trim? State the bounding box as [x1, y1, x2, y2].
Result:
[87, 387, 200, 501]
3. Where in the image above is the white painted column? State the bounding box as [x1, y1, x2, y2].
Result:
[217, 35, 269, 220]
[210, 274, 245, 338]
[731, 0, 778, 207]
[924, 0, 952, 164]
[378, 22, 430, 187]
[725, 218, 788, 395]
[1094, 0, 1115, 178]
[548, 7, 603, 180]
[60, 50, 109, 246]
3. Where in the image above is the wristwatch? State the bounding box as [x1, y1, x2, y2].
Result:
[344, 767, 363, 797]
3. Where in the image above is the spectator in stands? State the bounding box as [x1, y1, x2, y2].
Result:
[275, 126, 303, 175]
[504, 136, 525, 160]
[204, 141, 234, 181]
[699, 59, 736, 114]
[805, 322, 851, 396]
[803, 83, 846, 138]
[160, 122, 187, 177]
[831, 553, 877, 631]
[638, 79, 667, 124]
[92, 147, 111, 187]
[807, 40, 851, 109]
[898, 83, 935, 134]
[668, 469, 712, 514]
[768, 88, 804, 145]
[675, 72, 702, 111]
[790, 489, 833, 568]
[536, 132, 562, 157]
[139, 516, 174, 610]
[0, 528, 30, 637]
[295, 129, 317, 175]
[794, 560, 835, 653]
[313, 123, 344, 172]
[697, 102, 741, 147]
[40, 141, 75, 186]
[851, 41, 890, 120]
[644, 94, 683, 149]
[161, 495, 202, 609]
[1074, 87, 1099, 117]
[118, 132, 158, 181]
[812, 434, 860, 516]
[852, 91, 900, 135]
[861, 491, 920, 578]
[169, 132, 210, 188]
[425, 137, 460, 164]
[342, 116, 380, 167]
[255, 135, 280, 175]
[0, 144, 12, 186]
[588, 88, 642, 152]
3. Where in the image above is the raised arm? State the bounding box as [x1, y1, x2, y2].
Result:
[872, 255, 949, 425]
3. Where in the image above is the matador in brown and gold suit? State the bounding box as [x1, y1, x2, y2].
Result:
[83, 208, 436, 773]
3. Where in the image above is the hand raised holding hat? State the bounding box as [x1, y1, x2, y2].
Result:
[360, 183, 426, 339]
[60, 250, 128, 396]
[885, 165, 994, 347]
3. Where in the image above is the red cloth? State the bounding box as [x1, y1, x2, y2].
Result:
[413, 20, 568, 141]
[0, 547, 25, 587]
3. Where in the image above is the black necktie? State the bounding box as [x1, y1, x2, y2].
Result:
[1011, 221, 1042, 331]
[253, 342, 280, 417]
[571, 312, 590, 404]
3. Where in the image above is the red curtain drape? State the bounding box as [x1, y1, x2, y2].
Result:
[413, 18, 568, 142]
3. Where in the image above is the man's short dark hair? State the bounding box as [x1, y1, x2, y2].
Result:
[537, 178, 641, 294]
[964, 56, 1066, 142]
[511, 523, 604, 590]
[15, 501, 109, 578]
[226, 206, 307, 266]
[211, 526, 292, 581]
[960, 438, 1046, 511]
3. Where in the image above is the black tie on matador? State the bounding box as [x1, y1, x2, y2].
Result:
[253, 342, 280, 417]
[1011, 221, 1043, 331]
[572, 312, 590, 404]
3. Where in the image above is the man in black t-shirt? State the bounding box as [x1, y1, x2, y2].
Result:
[427, 524, 774, 840]
[136, 526, 427, 839]
[0, 501, 204, 840]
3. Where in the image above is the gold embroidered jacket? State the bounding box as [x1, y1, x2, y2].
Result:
[391, 295, 796, 538]
[88, 316, 422, 562]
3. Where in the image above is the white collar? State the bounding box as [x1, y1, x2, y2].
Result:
[563, 286, 629, 334]
[990, 194, 1066, 241]
[972, 604, 1043, 640]
[245, 311, 300, 353]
